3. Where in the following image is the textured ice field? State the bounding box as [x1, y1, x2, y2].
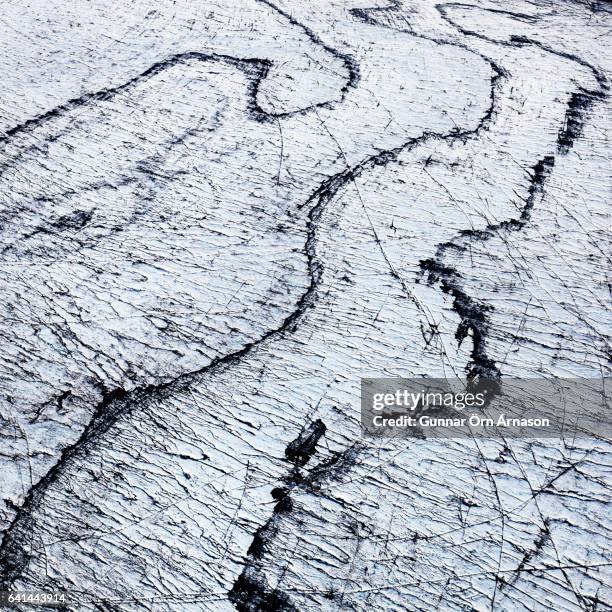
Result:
[0, 0, 610, 610]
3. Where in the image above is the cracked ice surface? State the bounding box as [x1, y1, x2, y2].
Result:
[0, 0, 610, 610]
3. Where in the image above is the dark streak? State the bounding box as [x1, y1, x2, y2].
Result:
[231, 419, 361, 611]
[256, 0, 360, 97]
[284, 419, 326, 467]
[419, 157, 555, 379]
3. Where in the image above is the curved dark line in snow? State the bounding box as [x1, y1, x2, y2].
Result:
[255, 0, 360, 96]
[414, 2, 609, 379]
[438, 2, 608, 136]
[0, 54, 265, 150]
[0, 21, 358, 155]
[419, 156, 556, 379]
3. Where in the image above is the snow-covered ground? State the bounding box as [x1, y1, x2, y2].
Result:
[0, 0, 610, 609]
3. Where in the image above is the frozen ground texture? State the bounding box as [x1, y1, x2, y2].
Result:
[0, 0, 610, 609]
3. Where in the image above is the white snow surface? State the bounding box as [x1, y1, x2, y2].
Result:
[0, 0, 610, 610]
